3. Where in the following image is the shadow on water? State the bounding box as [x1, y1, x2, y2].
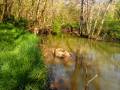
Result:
[40, 34, 120, 90]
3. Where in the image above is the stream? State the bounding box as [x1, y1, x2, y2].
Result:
[41, 34, 120, 90]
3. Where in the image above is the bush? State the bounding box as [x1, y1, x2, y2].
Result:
[101, 20, 120, 40]
[51, 29, 61, 35]
[61, 23, 79, 30]
[0, 23, 48, 90]
[52, 17, 62, 28]
[17, 17, 29, 29]
[2, 15, 29, 29]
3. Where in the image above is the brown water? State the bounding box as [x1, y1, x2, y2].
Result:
[41, 34, 120, 90]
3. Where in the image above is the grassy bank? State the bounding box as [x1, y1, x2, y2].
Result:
[0, 23, 48, 90]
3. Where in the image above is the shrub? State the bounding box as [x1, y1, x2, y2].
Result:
[52, 17, 62, 28]
[2, 15, 29, 29]
[51, 29, 61, 35]
[61, 23, 79, 30]
[101, 20, 120, 40]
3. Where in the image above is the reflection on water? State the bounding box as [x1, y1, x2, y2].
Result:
[41, 34, 120, 90]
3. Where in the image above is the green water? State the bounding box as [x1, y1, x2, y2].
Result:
[42, 34, 120, 90]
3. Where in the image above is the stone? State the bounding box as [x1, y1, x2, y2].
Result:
[64, 51, 71, 57]
[55, 48, 65, 58]
[54, 48, 71, 59]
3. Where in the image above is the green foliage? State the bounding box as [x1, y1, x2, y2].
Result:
[114, 3, 120, 20]
[17, 17, 29, 29]
[2, 15, 29, 29]
[51, 29, 61, 36]
[72, 23, 79, 30]
[68, 7, 79, 14]
[101, 20, 120, 40]
[61, 23, 71, 29]
[0, 23, 15, 30]
[61, 23, 79, 30]
[0, 23, 48, 90]
[52, 16, 63, 28]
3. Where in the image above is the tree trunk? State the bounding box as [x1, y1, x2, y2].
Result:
[31, 0, 35, 20]
[7, 0, 13, 18]
[79, 0, 84, 36]
[2, 0, 8, 22]
[36, 0, 41, 22]
[86, 0, 90, 37]
[18, 0, 21, 19]
[8, 0, 13, 15]
[86, 0, 95, 38]
[1, 0, 5, 21]
[91, 6, 101, 38]
[95, 0, 112, 37]
[88, 4, 94, 38]
[1, 0, 14, 21]
[40, 0, 47, 23]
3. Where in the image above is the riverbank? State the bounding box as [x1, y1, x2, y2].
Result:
[0, 23, 48, 90]
[38, 26, 120, 43]
[60, 28, 120, 42]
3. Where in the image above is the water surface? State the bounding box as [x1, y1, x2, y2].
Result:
[41, 34, 120, 90]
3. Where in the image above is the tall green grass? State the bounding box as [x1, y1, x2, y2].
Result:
[0, 23, 48, 90]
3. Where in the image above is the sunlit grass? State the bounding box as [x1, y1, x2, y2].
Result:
[0, 23, 48, 90]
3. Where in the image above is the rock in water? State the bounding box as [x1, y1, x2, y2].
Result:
[64, 51, 71, 57]
[55, 48, 64, 58]
[55, 48, 71, 59]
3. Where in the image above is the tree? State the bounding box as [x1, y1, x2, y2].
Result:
[1, 0, 7, 22]
[0, 0, 14, 22]
[36, 0, 41, 22]
[91, 6, 101, 38]
[85, 0, 95, 38]
[95, 0, 113, 37]
[79, 0, 84, 36]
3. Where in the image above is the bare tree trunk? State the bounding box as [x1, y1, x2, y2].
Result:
[1, 0, 10, 22]
[40, 0, 47, 22]
[36, 0, 41, 22]
[6, 0, 13, 19]
[86, 0, 95, 38]
[95, 0, 113, 37]
[86, 0, 90, 36]
[8, 0, 13, 15]
[31, 0, 35, 20]
[18, 0, 21, 19]
[91, 6, 101, 38]
[79, 0, 84, 36]
[88, 3, 94, 38]
[1, 0, 5, 21]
